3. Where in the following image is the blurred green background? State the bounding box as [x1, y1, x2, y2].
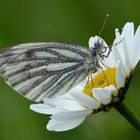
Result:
[0, 0, 140, 140]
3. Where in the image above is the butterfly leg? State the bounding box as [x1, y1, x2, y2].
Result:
[98, 66, 110, 85]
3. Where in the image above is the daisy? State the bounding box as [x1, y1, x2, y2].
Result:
[30, 22, 140, 132]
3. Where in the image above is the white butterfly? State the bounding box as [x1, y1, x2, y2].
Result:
[0, 37, 109, 102]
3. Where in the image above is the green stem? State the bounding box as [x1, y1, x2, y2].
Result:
[114, 102, 140, 132]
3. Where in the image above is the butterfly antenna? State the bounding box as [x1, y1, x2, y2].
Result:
[98, 13, 109, 37]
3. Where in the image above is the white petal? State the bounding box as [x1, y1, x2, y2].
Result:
[130, 25, 140, 68]
[120, 23, 133, 73]
[52, 110, 92, 121]
[112, 45, 126, 75]
[44, 98, 84, 111]
[115, 22, 134, 44]
[47, 117, 85, 132]
[93, 85, 117, 105]
[102, 51, 116, 68]
[121, 22, 134, 46]
[71, 92, 100, 109]
[116, 61, 125, 88]
[30, 104, 60, 114]
[114, 29, 131, 75]
[114, 28, 122, 48]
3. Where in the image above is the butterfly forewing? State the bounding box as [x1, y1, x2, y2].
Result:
[0, 42, 93, 102]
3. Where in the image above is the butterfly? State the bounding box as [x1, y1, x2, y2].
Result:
[0, 38, 109, 102]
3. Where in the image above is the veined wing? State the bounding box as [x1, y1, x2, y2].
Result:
[0, 42, 92, 102]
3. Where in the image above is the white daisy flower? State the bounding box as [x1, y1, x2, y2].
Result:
[30, 22, 140, 132]
[87, 22, 140, 103]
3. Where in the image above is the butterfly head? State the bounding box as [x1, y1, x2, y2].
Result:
[89, 36, 109, 61]
[94, 40, 107, 59]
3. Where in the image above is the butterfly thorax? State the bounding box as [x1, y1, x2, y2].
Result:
[84, 49, 99, 74]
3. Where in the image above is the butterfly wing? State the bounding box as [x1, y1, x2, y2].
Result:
[0, 42, 92, 102]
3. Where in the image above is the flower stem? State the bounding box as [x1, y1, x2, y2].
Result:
[114, 102, 140, 132]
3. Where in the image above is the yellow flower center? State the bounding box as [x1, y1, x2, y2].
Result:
[83, 68, 116, 97]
